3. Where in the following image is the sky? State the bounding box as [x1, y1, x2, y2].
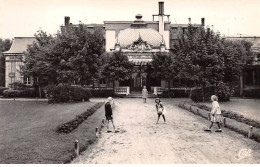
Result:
[0, 0, 260, 39]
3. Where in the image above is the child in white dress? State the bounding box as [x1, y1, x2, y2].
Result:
[205, 95, 222, 132]
[155, 98, 166, 124]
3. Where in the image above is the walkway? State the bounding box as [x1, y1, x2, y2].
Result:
[72, 98, 260, 164]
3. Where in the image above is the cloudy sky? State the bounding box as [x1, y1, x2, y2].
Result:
[0, 0, 260, 39]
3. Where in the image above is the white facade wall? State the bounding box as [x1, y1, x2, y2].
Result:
[5, 55, 25, 87]
[163, 30, 170, 49]
[105, 30, 116, 52]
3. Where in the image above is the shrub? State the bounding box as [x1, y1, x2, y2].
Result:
[89, 89, 115, 97]
[243, 89, 260, 98]
[173, 89, 190, 97]
[190, 86, 215, 102]
[46, 85, 91, 103]
[3, 89, 22, 98]
[190, 88, 203, 102]
[0, 87, 9, 96]
[20, 88, 38, 98]
[214, 83, 231, 101]
[10, 82, 31, 90]
[158, 89, 190, 98]
[70, 86, 91, 101]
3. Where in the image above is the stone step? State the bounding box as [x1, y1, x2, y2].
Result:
[127, 94, 158, 98]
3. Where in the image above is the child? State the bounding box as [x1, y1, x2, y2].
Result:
[105, 97, 116, 132]
[205, 95, 222, 132]
[142, 86, 148, 103]
[155, 98, 166, 124]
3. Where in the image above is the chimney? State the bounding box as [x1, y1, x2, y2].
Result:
[159, 2, 164, 15]
[201, 18, 205, 26]
[188, 18, 191, 24]
[65, 16, 70, 26]
[158, 2, 164, 36]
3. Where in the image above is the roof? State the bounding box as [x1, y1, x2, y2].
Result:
[117, 28, 163, 48]
[3, 37, 36, 54]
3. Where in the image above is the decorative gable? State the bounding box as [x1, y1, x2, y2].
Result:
[127, 36, 153, 52]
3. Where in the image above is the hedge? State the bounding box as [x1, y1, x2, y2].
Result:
[46, 85, 91, 103]
[243, 89, 260, 98]
[179, 102, 260, 143]
[3, 89, 22, 98]
[57, 102, 104, 133]
[191, 84, 232, 102]
[190, 103, 260, 129]
[2, 88, 39, 98]
[89, 89, 115, 97]
[190, 86, 215, 102]
[0, 87, 9, 96]
[159, 89, 190, 98]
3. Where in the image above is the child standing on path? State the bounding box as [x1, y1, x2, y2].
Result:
[205, 95, 222, 132]
[105, 97, 116, 133]
[155, 98, 166, 124]
[142, 86, 148, 103]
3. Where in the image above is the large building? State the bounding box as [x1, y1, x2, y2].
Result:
[3, 2, 205, 93]
[227, 36, 260, 97]
[61, 2, 204, 93]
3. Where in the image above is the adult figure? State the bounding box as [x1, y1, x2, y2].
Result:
[142, 86, 148, 103]
[105, 97, 116, 132]
[155, 98, 166, 124]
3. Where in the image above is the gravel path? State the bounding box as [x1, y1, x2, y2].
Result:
[72, 98, 260, 164]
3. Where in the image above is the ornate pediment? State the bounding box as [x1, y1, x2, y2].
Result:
[127, 36, 153, 52]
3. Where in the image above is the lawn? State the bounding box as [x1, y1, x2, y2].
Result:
[0, 100, 104, 163]
[198, 98, 260, 121]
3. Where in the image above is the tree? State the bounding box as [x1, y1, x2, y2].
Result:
[172, 24, 251, 101]
[23, 23, 105, 88]
[102, 51, 133, 90]
[0, 38, 12, 86]
[151, 52, 180, 90]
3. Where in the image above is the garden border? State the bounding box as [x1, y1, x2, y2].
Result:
[57, 102, 104, 133]
[178, 101, 260, 143]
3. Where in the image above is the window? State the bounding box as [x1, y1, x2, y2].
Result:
[11, 62, 16, 73]
[23, 76, 31, 85]
[99, 79, 106, 87]
[9, 77, 15, 88]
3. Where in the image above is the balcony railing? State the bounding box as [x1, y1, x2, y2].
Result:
[83, 86, 130, 95]
[114, 87, 130, 95]
[153, 87, 192, 95]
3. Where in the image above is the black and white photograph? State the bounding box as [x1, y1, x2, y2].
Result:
[0, 0, 260, 164]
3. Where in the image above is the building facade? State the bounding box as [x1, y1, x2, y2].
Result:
[61, 2, 204, 92]
[227, 36, 260, 97]
[3, 37, 36, 87]
[3, 2, 206, 94]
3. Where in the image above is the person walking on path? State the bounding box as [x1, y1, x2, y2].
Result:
[155, 98, 166, 124]
[105, 97, 116, 133]
[205, 95, 222, 132]
[142, 86, 148, 103]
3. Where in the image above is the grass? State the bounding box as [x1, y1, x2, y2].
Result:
[189, 103, 260, 129]
[0, 100, 104, 164]
[178, 101, 260, 143]
[199, 98, 260, 121]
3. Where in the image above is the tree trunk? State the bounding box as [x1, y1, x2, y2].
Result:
[201, 85, 205, 102]
[39, 85, 42, 98]
[240, 72, 243, 97]
[113, 80, 115, 91]
[168, 80, 171, 91]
